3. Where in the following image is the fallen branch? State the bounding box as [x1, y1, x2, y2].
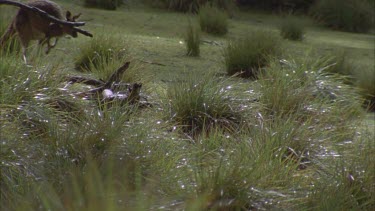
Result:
[66, 76, 105, 86]
[69, 61, 148, 107]
[104, 61, 130, 88]
[76, 61, 131, 96]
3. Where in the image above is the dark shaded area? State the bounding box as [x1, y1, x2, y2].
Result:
[83, 0, 123, 10]
[236, 0, 315, 12]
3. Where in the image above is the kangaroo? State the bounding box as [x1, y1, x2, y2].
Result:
[0, 0, 81, 63]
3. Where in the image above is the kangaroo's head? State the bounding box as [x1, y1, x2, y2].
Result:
[63, 11, 81, 38]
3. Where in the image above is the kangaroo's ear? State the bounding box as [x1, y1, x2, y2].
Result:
[66, 11, 72, 20]
[73, 13, 81, 21]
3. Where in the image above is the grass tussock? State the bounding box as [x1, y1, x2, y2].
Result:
[323, 50, 357, 77]
[315, 51, 375, 110]
[144, 0, 235, 13]
[310, 0, 374, 33]
[224, 30, 281, 78]
[1, 51, 373, 210]
[185, 21, 200, 57]
[303, 131, 375, 210]
[0, 32, 21, 56]
[280, 15, 305, 41]
[355, 66, 375, 111]
[0, 8, 21, 55]
[73, 34, 148, 87]
[259, 57, 363, 120]
[162, 72, 242, 136]
[74, 35, 128, 72]
[199, 4, 228, 35]
[0, 55, 141, 209]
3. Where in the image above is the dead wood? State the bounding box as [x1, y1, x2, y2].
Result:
[66, 76, 105, 86]
[104, 61, 130, 89]
[67, 61, 149, 108]
[75, 61, 131, 97]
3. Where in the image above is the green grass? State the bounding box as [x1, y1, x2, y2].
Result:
[0, 7, 21, 55]
[323, 49, 357, 77]
[162, 71, 242, 136]
[74, 34, 128, 72]
[355, 66, 375, 110]
[143, 0, 235, 13]
[310, 0, 374, 33]
[0, 0, 374, 210]
[83, 0, 122, 10]
[184, 20, 200, 56]
[199, 4, 228, 35]
[224, 30, 281, 78]
[280, 15, 305, 41]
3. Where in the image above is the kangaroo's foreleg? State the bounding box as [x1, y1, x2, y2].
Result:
[46, 37, 58, 54]
[39, 37, 58, 54]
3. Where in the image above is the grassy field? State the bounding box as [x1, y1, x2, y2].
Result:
[1, 0, 374, 210]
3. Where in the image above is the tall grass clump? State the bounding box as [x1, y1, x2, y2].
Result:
[0, 35, 20, 55]
[280, 15, 305, 41]
[355, 66, 375, 111]
[88, 52, 144, 85]
[323, 50, 356, 77]
[167, 0, 203, 12]
[185, 21, 200, 56]
[77, 40, 147, 86]
[0, 55, 141, 209]
[163, 72, 242, 136]
[310, 0, 374, 33]
[259, 57, 363, 115]
[187, 119, 315, 210]
[302, 130, 375, 210]
[224, 30, 281, 79]
[0, 7, 11, 36]
[143, 0, 235, 13]
[0, 63, 77, 209]
[319, 51, 374, 110]
[258, 60, 315, 116]
[258, 56, 364, 143]
[74, 35, 127, 72]
[83, 0, 122, 10]
[199, 4, 228, 35]
[0, 8, 21, 54]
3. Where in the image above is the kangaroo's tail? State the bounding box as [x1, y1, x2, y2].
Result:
[0, 21, 17, 48]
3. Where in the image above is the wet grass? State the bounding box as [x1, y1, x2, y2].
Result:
[1, 1, 374, 210]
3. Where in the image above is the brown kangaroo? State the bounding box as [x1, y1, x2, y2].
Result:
[0, 0, 81, 63]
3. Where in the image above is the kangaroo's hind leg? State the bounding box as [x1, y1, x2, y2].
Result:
[19, 37, 30, 64]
